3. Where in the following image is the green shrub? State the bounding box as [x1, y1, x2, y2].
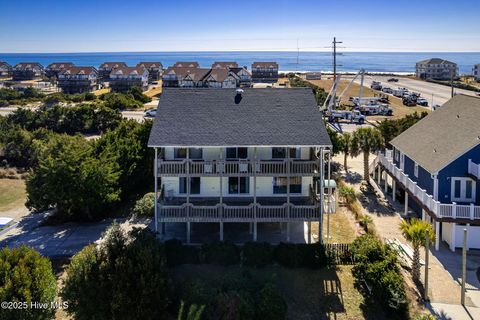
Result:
[213, 290, 255, 320]
[201, 241, 240, 265]
[133, 192, 155, 216]
[0, 246, 57, 320]
[351, 235, 408, 316]
[256, 282, 287, 320]
[241, 242, 273, 267]
[164, 239, 201, 266]
[61, 224, 171, 320]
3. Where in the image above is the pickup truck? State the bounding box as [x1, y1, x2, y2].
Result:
[327, 110, 366, 124]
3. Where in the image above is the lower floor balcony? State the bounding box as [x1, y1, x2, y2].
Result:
[157, 195, 334, 223]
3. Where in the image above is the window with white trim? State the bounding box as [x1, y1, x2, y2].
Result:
[451, 177, 476, 203]
[414, 163, 419, 178]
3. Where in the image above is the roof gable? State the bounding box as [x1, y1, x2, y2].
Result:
[391, 95, 480, 173]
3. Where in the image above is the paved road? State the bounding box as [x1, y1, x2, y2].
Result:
[345, 75, 478, 106]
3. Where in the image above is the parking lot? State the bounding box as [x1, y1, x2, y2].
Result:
[348, 74, 478, 107]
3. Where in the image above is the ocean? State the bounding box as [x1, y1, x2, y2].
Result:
[0, 51, 479, 75]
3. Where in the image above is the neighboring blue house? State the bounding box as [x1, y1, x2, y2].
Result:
[376, 94, 480, 251]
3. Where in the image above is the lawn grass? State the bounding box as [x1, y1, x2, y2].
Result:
[170, 264, 385, 320]
[144, 80, 163, 97]
[0, 179, 26, 212]
[307, 79, 428, 120]
[310, 206, 358, 244]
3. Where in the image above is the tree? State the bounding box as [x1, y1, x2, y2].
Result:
[326, 127, 341, 155]
[351, 127, 384, 181]
[399, 218, 435, 282]
[178, 301, 205, 320]
[133, 192, 155, 217]
[377, 112, 427, 148]
[339, 132, 353, 172]
[26, 134, 121, 220]
[61, 224, 171, 320]
[0, 246, 57, 320]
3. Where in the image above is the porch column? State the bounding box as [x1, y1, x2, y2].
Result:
[186, 222, 191, 244]
[319, 149, 324, 243]
[253, 147, 257, 241]
[422, 209, 426, 221]
[219, 149, 223, 241]
[392, 180, 396, 202]
[377, 166, 381, 185]
[404, 190, 408, 216]
[154, 147, 158, 233]
[286, 147, 290, 242]
[384, 171, 388, 193]
[450, 223, 456, 252]
[186, 148, 191, 244]
[466, 224, 470, 251]
[327, 150, 332, 243]
[307, 221, 312, 244]
[435, 220, 440, 251]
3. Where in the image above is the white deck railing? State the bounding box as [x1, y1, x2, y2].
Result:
[157, 159, 318, 176]
[378, 152, 480, 221]
[468, 159, 480, 179]
[158, 203, 322, 222]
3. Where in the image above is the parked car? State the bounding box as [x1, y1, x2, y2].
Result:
[416, 98, 429, 106]
[144, 108, 157, 117]
[388, 78, 399, 82]
[402, 97, 417, 106]
[370, 81, 382, 90]
[382, 87, 393, 94]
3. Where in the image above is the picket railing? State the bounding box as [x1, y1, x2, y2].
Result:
[157, 159, 318, 176]
[378, 152, 480, 221]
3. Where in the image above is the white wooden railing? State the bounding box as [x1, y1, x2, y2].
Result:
[157, 159, 318, 176]
[468, 159, 480, 179]
[158, 203, 321, 222]
[378, 152, 480, 221]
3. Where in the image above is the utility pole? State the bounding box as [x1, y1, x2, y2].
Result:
[461, 228, 467, 305]
[332, 37, 343, 83]
[424, 231, 430, 301]
[296, 38, 299, 72]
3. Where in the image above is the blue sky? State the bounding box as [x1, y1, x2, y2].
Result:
[1, 0, 479, 52]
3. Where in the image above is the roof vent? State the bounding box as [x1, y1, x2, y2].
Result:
[456, 114, 460, 119]
[235, 89, 243, 104]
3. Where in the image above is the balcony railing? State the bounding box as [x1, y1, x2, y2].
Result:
[158, 202, 321, 222]
[157, 159, 318, 177]
[468, 159, 480, 179]
[378, 152, 480, 221]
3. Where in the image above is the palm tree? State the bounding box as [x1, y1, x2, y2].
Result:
[359, 214, 373, 233]
[351, 127, 384, 181]
[339, 132, 353, 172]
[399, 218, 435, 282]
[178, 301, 205, 320]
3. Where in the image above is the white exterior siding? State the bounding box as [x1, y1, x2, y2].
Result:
[161, 176, 312, 197]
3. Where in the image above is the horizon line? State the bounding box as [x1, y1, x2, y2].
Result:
[1, 50, 480, 54]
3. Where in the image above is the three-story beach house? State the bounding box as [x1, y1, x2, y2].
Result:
[251, 62, 279, 83]
[148, 88, 332, 244]
[374, 95, 480, 251]
[98, 62, 127, 82]
[57, 66, 98, 94]
[0, 62, 12, 78]
[12, 62, 44, 81]
[137, 62, 163, 82]
[109, 66, 149, 92]
[415, 58, 458, 80]
[45, 62, 75, 80]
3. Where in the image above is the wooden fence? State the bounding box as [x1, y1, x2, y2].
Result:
[325, 243, 354, 265]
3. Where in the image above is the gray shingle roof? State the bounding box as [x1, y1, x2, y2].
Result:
[416, 58, 456, 65]
[391, 95, 480, 174]
[148, 88, 331, 147]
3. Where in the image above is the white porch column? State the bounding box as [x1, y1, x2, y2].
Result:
[186, 222, 191, 244]
[392, 180, 396, 202]
[154, 147, 158, 233]
[404, 190, 408, 216]
[466, 224, 470, 251]
[422, 209, 426, 221]
[384, 171, 388, 193]
[450, 223, 456, 252]
[253, 147, 257, 241]
[435, 220, 440, 251]
[319, 149, 324, 243]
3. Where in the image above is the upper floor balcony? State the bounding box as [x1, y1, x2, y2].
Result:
[468, 159, 480, 180]
[157, 159, 319, 177]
